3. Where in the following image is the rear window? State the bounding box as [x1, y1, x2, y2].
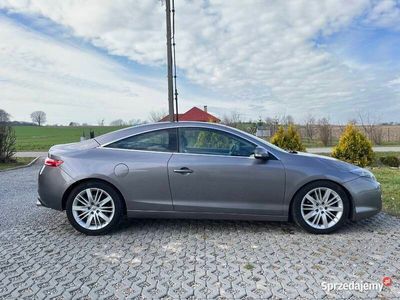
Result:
[105, 129, 178, 152]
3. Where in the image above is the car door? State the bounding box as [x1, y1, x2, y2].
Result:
[168, 127, 285, 215]
[103, 128, 177, 211]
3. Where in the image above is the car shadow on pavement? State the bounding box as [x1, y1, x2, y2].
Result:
[114, 212, 394, 236]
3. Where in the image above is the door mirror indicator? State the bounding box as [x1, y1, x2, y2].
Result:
[254, 147, 269, 160]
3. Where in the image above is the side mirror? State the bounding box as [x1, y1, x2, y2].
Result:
[254, 147, 269, 160]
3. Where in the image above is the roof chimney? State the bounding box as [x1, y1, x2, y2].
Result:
[203, 105, 208, 113]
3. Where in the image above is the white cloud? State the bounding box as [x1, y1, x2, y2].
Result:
[0, 0, 400, 122]
[0, 16, 168, 124]
[365, 0, 400, 30]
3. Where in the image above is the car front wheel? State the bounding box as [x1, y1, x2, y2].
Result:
[66, 181, 124, 235]
[292, 181, 349, 234]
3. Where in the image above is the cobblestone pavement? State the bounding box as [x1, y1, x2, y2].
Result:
[0, 162, 399, 299]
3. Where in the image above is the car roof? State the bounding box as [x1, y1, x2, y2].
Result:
[95, 122, 235, 145]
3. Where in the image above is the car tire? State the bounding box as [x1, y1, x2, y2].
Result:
[292, 181, 350, 234]
[66, 180, 124, 235]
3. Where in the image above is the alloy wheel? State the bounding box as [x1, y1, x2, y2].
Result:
[72, 188, 115, 230]
[300, 187, 344, 230]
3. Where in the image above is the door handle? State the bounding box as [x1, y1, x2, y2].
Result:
[173, 167, 193, 174]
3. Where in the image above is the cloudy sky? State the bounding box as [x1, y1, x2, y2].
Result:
[1, 0, 400, 125]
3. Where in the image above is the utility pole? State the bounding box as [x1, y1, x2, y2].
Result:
[165, 0, 175, 122]
[172, 0, 179, 121]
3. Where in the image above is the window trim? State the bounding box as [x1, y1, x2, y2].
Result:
[98, 125, 277, 160]
[102, 128, 178, 153]
[177, 127, 257, 158]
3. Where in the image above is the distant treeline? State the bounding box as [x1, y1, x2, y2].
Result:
[0, 121, 36, 126]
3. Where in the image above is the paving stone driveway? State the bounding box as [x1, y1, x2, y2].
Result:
[0, 162, 399, 299]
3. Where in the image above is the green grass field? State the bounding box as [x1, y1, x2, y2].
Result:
[14, 126, 127, 151]
[372, 167, 400, 216]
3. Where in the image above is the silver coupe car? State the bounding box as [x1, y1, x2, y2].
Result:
[37, 122, 381, 235]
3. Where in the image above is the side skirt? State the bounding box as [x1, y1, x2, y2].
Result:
[126, 210, 288, 222]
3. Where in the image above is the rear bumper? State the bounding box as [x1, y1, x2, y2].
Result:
[343, 177, 382, 221]
[37, 164, 73, 211]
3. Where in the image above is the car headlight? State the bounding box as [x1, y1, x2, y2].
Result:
[350, 168, 376, 181]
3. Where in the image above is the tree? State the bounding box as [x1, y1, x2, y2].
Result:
[318, 117, 332, 146]
[110, 119, 126, 126]
[0, 109, 10, 123]
[30, 111, 46, 126]
[129, 119, 146, 126]
[97, 118, 105, 126]
[148, 109, 167, 122]
[194, 130, 231, 149]
[0, 125, 16, 163]
[280, 114, 294, 126]
[270, 124, 306, 152]
[222, 111, 241, 127]
[265, 117, 279, 136]
[304, 114, 316, 141]
[358, 112, 383, 145]
[332, 124, 374, 167]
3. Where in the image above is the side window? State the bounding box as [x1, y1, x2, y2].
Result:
[179, 128, 256, 157]
[105, 129, 177, 152]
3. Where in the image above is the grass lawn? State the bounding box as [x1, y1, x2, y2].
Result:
[0, 157, 36, 171]
[371, 167, 400, 216]
[373, 151, 400, 160]
[14, 125, 126, 151]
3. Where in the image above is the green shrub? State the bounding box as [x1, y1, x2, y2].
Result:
[270, 125, 306, 152]
[0, 125, 16, 163]
[379, 155, 400, 167]
[332, 124, 373, 167]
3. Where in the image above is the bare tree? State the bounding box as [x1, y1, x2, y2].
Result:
[304, 114, 316, 141]
[273, 114, 295, 127]
[281, 114, 294, 126]
[358, 112, 383, 145]
[265, 117, 279, 136]
[30, 111, 47, 126]
[0, 109, 10, 123]
[348, 118, 357, 125]
[0, 125, 16, 162]
[110, 119, 126, 126]
[222, 111, 241, 127]
[129, 119, 146, 126]
[97, 118, 105, 126]
[148, 109, 167, 122]
[318, 117, 332, 146]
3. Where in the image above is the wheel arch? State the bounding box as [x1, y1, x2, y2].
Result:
[288, 179, 354, 222]
[62, 178, 127, 214]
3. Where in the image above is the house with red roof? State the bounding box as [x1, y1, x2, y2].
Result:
[159, 106, 220, 123]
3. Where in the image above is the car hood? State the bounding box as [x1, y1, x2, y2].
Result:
[292, 151, 357, 171]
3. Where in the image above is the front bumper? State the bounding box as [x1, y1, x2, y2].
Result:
[38, 164, 73, 211]
[343, 177, 382, 221]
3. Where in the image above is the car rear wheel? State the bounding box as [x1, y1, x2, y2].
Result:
[292, 181, 349, 234]
[66, 181, 124, 235]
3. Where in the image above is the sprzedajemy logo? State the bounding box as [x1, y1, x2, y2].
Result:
[322, 277, 393, 293]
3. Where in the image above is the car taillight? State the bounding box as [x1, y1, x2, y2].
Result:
[44, 157, 63, 167]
